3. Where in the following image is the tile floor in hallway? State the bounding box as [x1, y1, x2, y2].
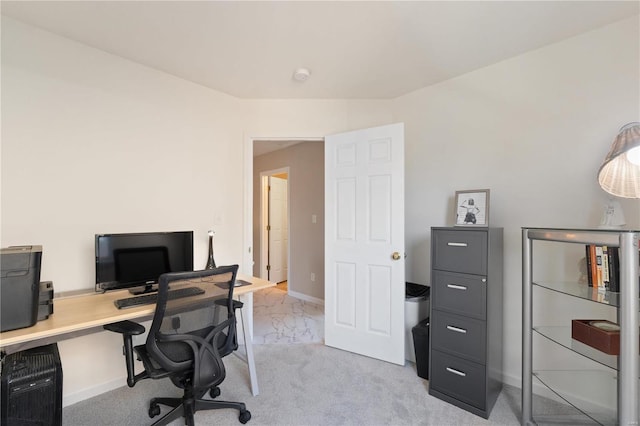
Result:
[252, 286, 324, 344]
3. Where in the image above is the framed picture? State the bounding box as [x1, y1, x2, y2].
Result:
[454, 189, 490, 227]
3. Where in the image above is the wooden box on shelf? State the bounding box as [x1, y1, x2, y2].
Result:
[571, 319, 620, 355]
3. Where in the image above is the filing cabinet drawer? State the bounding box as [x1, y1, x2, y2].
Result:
[432, 270, 486, 320]
[431, 310, 486, 364]
[432, 229, 487, 275]
[431, 349, 486, 410]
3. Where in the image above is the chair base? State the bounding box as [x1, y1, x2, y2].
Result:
[149, 393, 250, 426]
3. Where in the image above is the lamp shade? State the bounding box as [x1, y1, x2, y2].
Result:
[597, 122, 640, 198]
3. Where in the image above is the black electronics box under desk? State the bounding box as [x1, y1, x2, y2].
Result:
[1, 343, 63, 426]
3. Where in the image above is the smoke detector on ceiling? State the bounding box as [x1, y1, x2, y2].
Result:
[293, 68, 311, 82]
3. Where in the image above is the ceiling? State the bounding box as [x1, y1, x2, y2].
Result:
[2, 1, 638, 100]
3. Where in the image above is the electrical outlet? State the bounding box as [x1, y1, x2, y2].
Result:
[310, 272, 316, 282]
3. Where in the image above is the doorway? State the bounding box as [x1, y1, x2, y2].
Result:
[250, 138, 325, 304]
[259, 168, 289, 286]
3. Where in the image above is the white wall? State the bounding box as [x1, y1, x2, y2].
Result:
[242, 98, 394, 138]
[393, 16, 640, 388]
[1, 17, 247, 290]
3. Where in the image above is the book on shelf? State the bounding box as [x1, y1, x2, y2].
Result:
[585, 244, 621, 292]
[586, 244, 597, 288]
[607, 246, 620, 293]
[602, 245, 610, 290]
[595, 245, 604, 288]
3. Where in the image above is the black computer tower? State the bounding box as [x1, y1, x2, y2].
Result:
[1, 343, 62, 426]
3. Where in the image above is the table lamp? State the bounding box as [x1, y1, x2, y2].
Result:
[597, 122, 640, 199]
[205, 230, 216, 269]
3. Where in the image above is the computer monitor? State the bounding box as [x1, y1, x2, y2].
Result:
[95, 231, 193, 293]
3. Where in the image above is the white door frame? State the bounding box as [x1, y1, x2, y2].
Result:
[259, 167, 290, 283]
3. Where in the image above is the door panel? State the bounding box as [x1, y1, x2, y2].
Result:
[369, 175, 391, 242]
[368, 264, 392, 335]
[336, 178, 356, 241]
[335, 262, 357, 327]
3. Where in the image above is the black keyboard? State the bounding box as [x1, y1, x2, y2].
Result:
[114, 286, 205, 309]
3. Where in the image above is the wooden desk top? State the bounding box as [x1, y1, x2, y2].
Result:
[0, 274, 274, 352]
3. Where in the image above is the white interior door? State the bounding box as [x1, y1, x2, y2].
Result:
[324, 123, 405, 365]
[268, 176, 288, 283]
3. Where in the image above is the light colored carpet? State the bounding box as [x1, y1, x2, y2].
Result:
[63, 288, 578, 425]
[63, 342, 581, 426]
[63, 344, 496, 425]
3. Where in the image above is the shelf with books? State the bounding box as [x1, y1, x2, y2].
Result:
[522, 228, 639, 426]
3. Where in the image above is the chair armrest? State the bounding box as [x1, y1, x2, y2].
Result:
[213, 298, 244, 310]
[103, 320, 145, 336]
[103, 321, 146, 387]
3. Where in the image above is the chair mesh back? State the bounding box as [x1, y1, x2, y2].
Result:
[145, 266, 238, 383]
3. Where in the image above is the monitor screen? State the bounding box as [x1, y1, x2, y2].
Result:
[95, 231, 193, 293]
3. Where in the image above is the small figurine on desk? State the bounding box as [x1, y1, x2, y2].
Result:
[206, 230, 216, 269]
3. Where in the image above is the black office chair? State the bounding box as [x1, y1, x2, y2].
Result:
[104, 266, 251, 426]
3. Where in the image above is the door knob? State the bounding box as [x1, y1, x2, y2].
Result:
[392, 252, 401, 260]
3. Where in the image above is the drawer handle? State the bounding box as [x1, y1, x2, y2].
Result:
[447, 242, 468, 247]
[447, 284, 467, 291]
[446, 325, 467, 334]
[446, 367, 467, 377]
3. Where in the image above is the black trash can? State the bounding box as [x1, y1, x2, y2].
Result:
[406, 282, 429, 298]
[412, 318, 430, 379]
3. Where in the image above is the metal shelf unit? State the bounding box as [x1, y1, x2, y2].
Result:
[522, 228, 639, 426]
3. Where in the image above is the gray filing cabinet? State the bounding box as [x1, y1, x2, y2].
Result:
[428, 227, 503, 419]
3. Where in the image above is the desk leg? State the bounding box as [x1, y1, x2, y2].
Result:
[238, 293, 259, 396]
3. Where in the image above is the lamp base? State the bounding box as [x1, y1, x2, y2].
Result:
[205, 233, 216, 269]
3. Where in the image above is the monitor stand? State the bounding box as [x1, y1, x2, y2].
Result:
[128, 284, 158, 295]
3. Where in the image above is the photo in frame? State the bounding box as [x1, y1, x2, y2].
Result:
[455, 189, 490, 227]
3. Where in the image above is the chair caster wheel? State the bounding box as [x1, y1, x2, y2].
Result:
[148, 402, 161, 418]
[239, 409, 251, 424]
[209, 386, 221, 398]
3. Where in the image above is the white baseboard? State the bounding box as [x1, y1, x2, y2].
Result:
[502, 371, 560, 402]
[501, 371, 616, 413]
[502, 371, 522, 390]
[288, 290, 324, 306]
[62, 376, 125, 407]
